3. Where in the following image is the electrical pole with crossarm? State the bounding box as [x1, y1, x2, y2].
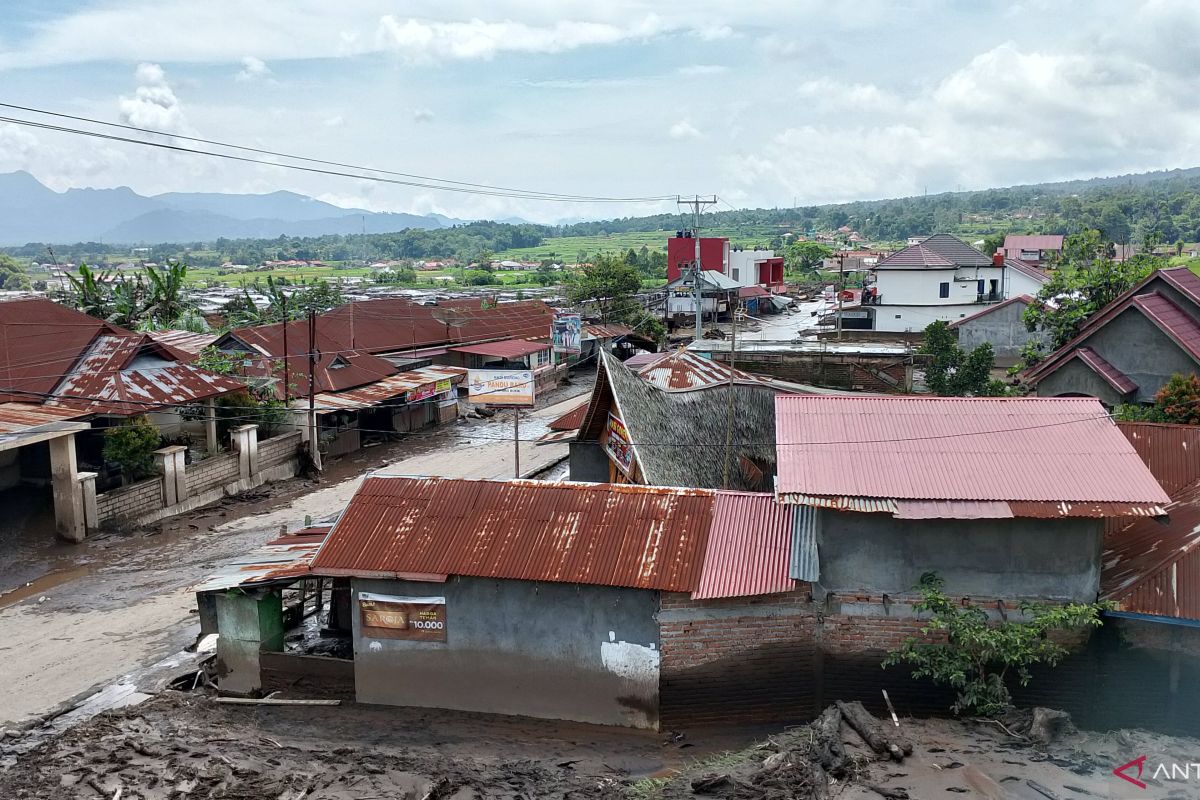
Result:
[677, 195, 717, 340]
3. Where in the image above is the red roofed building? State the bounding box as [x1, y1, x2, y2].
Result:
[1002, 234, 1065, 267]
[1024, 266, 1200, 406]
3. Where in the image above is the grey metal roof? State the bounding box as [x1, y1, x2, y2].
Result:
[919, 233, 993, 267]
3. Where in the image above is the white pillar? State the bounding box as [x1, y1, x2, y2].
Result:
[49, 433, 84, 542]
[232, 424, 259, 481]
[77, 471, 98, 533]
[155, 445, 187, 507]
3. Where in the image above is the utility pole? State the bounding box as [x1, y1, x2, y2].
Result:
[677, 195, 717, 341]
[514, 408, 521, 478]
[836, 252, 845, 342]
[282, 316, 290, 402]
[307, 309, 322, 472]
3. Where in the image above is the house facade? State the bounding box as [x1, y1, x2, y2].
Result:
[1023, 266, 1200, 405]
[666, 233, 784, 288]
[1003, 234, 1065, 267]
[948, 293, 1048, 362]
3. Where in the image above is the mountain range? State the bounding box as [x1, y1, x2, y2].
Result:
[0, 171, 455, 246]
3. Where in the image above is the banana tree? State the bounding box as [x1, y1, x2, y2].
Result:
[64, 263, 112, 319]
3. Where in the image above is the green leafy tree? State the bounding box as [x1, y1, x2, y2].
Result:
[785, 241, 833, 274]
[566, 252, 641, 323]
[142, 262, 191, 326]
[981, 233, 1005, 257]
[103, 415, 162, 482]
[883, 573, 1106, 717]
[1117, 372, 1200, 425]
[0, 254, 31, 290]
[65, 263, 112, 319]
[1021, 230, 1161, 366]
[919, 321, 1001, 396]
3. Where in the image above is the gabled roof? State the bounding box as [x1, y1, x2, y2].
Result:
[1003, 234, 1064, 252]
[144, 329, 218, 358]
[0, 297, 122, 403]
[1024, 268, 1200, 385]
[449, 339, 548, 359]
[578, 351, 778, 490]
[1073, 347, 1138, 395]
[48, 333, 245, 416]
[1004, 258, 1050, 284]
[875, 244, 954, 269]
[547, 399, 590, 431]
[947, 294, 1038, 329]
[311, 365, 466, 411]
[774, 395, 1169, 517]
[738, 286, 771, 298]
[634, 349, 764, 392]
[920, 233, 993, 267]
[311, 476, 716, 592]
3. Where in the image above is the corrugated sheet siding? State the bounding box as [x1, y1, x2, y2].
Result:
[790, 505, 820, 582]
[1117, 421, 1200, 496]
[693, 493, 794, 599]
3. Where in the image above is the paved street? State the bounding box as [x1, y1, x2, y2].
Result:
[0, 391, 586, 728]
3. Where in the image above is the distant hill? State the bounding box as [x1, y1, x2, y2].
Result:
[0, 171, 445, 245]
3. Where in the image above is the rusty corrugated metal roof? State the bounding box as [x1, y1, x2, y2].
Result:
[583, 323, 633, 339]
[1117, 421, 1200, 497]
[635, 349, 764, 392]
[192, 529, 329, 592]
[0, 297, 125, 403]
[49, 334, 244, 416]
[0, 402, 88, 434]
[1103, 482, 1200, 620]
[547, 399, 589, 431]
[693, 492, 795, 600]
[311, 476, 715, 592]
[145, 329, 218, 358]
[312, 366, 465, 411]
[448, 339, 548, 358]
[775, 396, 1170, 514]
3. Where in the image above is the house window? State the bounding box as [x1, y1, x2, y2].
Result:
[731, 268, 739, 280]
[939, 282, 950, 298]
[895, 314, 902, 319]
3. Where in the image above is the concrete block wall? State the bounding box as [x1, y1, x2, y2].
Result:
[95, 477, 163, 523]
[259, 432, 302, 467]
[186, 452, 241, 496]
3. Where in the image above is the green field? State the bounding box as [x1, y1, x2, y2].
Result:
[494, 227, 780, 263]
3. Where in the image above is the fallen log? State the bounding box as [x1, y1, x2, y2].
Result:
[864, 785, 909, 799]
[836, 701, 910, 761]
[811, 705, 849, 777]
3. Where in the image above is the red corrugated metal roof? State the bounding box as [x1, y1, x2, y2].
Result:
[0, 297, 124, 403]
[693, 492, 795, 600]
[0, 402, 88, 434]
[311, 476, 714, 592]
[635, 350, 763, 392]
[622, 351, 662, 368]
[449, 339, 549, 358]
[738, 286, 771, 299]
[1075, 347, 1138, 394]
[48, 334, 245, 416]
[312, 366, 465, 411]
[1117, 421, 1200, 496]
[583, 323, 634, 339]
[547, 399, 589, 431]
[774, 396, 1170, 511]
[1103, 481, 1200, 619]
[145, 329, 218, 358]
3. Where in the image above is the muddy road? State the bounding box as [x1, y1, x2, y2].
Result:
[0, 384, 590, 729]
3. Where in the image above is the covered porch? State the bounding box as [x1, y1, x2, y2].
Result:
[0, 403, 92, 543]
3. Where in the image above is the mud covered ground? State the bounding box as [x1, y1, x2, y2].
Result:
[5, 691, 1200, 799]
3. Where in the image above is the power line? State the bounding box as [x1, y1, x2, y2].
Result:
[0, 108, 677, 204]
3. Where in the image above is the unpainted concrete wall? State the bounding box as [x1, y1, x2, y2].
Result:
[569, 440, 611, 482]
[351, 576, 661, 728]
[955, 301, 1047, 360]
[816, 510, 1103, 602]
[1036, 358, 1126, 406]
[1037, 308, 1198, 403]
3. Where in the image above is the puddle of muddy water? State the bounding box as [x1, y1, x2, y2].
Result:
[0, 565, 92, 610]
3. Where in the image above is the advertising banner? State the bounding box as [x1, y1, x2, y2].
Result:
[359, 592, 447, 642]
[551, 313, 582, 354]
[406, 378, 454, 404]
[604, 412, 634, 474]
[467, 369, 535, 407]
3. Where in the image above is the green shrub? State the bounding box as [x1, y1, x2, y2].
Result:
[103, 416, 162, 481]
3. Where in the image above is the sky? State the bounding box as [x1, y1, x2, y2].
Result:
[1, 1, 1199, 223]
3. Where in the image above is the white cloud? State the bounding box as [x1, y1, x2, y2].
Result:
[117, 63, 191, 134]
[235, 55, 273, 82]
[677, 64, 727, 76]
[669, 120, 702, 139]
[411, 108, 435, 123]
[727, 39, 1200, 205]
[323, 115, 345, 127]
[375, 15, 670, 62]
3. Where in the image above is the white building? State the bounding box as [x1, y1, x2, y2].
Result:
[854, 234, 1047, 334]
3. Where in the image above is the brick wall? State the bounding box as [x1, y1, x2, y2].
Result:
[259, 431, 302, 467]
[186, 452, 241, 496]
[710, 353, 908, 393]
[96, 477, 163, 523]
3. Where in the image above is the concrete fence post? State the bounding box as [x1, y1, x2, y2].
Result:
[49, 433, 85, 543]
[154, 445, 188, 508]
[77, 471, 98, 533]
[232, 424, 260, 482]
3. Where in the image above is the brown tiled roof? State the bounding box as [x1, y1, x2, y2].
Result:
[920, 233, 993, 267]
[1074, 347, 1138, 395]
[875, 244, 954, 269]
